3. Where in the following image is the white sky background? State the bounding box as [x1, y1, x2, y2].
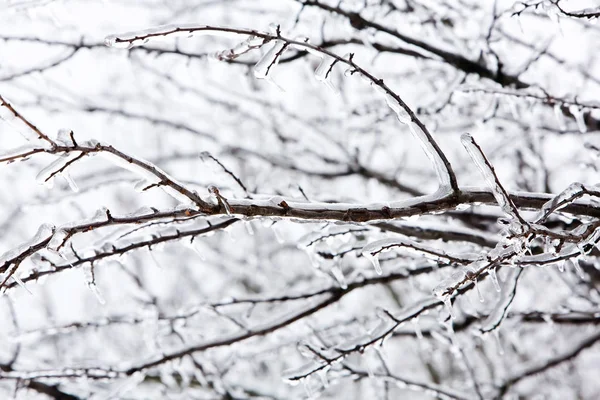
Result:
[0, 0, 600, 399]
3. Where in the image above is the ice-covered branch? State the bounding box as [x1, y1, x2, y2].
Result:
[554, 2, 600, 19]
[0, 206, 207, 276]
[0, 93, 56, 146]
[0, 224, 54, 290]
[297, 0, 600, 131]
[2, 218, 238, 291]
[498, 329, 600, 397]
[344, 365, 472, 400]
[361, 237, 475, 274]
[479, 268, 523, 333]
[104, 24, 459, 192]
[0, 141, 212, 210]
[8, 269, 443, 383]
[534, 183, 600, 224]
[461, 133, 529, 233]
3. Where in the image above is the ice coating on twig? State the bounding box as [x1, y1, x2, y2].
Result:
[330, 265, 347, 289]
[83, 264, 106, 305]
[99, 150, 194, 204]
[390, 297, 440, 322]
[480, 268, 523, 333]
[36, 152, 83, 189]
[253, 40, 288, 79]
[0, 102, 43, 143]
[461, 133, 526, 231]
[361, 237, 474, 264]
[104, 24, 246, 49]
[409, 122, 452, 189]
[0, 223, 55, 289]
[62, 172, 79, 192]
[534, 182, 587, 223]
[432, 270, 466, 319]
[569, 105, 587, 133]
[0, 144, 40, 163]
[385, 94, 411, 124]
[55, 129, 75, 146]
[214, 35, 265, 61]
[314, 55, 340, 93]
[0, 223, 54, 266]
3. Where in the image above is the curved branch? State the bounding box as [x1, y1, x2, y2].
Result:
[104, 24, 459, 192]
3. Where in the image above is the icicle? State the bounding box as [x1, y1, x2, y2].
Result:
[317, 368, 329, 388]
[11, 274, 33, 295]
[254, 40, 288, 79]
[411, 317, 423, 340]
[244, 221, 255, 236]
[62, 172, 79, 192]
[88, 283, 106, 305]
[330, 265, 348, 289]
[271, 222, 285, 244]
[148, 248, 162, 269]
[506, 95, 519, 119]
[185, 239, 206, 261]
[314, 55, 340, 93]
[571, 259, 586, 279]
[36, 152, 83, 189]
[493, 330, 504, 355]
[554, 104, 567, 130]
[385, 94, 411, 124]
[224, 227, 236, 243]
[475, 279, 484, 302]
[489, 267, 501, 292]
[569, 105, 587, 133]
[363, 252, 382, 275]
[409, 122, 452, 189]
[302, 376, 313, 398]
[442, 296, 455, 319]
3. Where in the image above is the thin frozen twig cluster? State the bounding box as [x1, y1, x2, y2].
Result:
[1, 3, 600, 399]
